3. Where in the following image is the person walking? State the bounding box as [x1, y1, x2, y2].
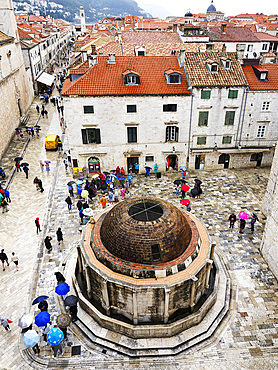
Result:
[239, 219, 246, 234]
[56, 228, 63, 245]
[41, 322, 51, 342]
[23, 166, 29, 179]
[51, 342, 64, 358]
[79, 208, 84, 224]
[38, 179, 44, 192]
[54, 271, 66, 284]
[68, 184, 74, 197]
[69, 304, 78, 322]
[175, 184, 179, 196]
[100, 194, 107, 208]
[36, 105, 40, 114]
[250, 213, 259, 233]
[0, 249, 9, 271]
[128, 173, 133, 186]
[0, 316, 11, 331]
[32, 340, 40, 355]
[154, 163, 159, 177]
[1, 198, 9, 213]
[120, 187, 125, 199]
[44, 236, 53, 252]
[63, 159, 68, 171]
[114, 189, 119, 202]
[134, 162, 139, 174]
[40, 161, 44, 171]
[35, 217, 41, 234]
[228, 213, 237, 228]
[38, 300, 48, 312]
[4, 188, 11, 202]
[10, 252, 19, 270]
[15, 161, 21, 172]
[45, 162, 50, 173]
[65, 196, 72, 211]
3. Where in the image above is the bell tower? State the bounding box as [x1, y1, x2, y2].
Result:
[0, 0, 19, 40]
[80, 6, 86, 34]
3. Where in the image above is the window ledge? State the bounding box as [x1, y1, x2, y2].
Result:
[197, 106, 213, 110]
[164, 121, 179, 125]
[82, 123, 98, 127]
[124, 122, 139, 126]
[224, 106, 239, 109]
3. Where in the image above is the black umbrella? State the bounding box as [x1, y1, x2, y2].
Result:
[14, 157, 23, 162]
[194, 179, 202, 185]
[20, 162, 29, 167]
[100, 183, 107, 190]
[64, 295, 78, 307]
[67, 181, 75, 186]
[34, 125, 40, 129]
[145, 166, 152, 170]
[174, 179, 183, 185]
[15, 128, 22, 131]
[32, 295, 49, 305]
[103, 171, 110, 176]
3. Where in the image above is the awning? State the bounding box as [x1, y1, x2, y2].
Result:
[37, 72, 55, 86]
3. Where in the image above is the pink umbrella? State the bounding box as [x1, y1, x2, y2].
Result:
[180, 199, 190, 205]
[238, 212, 250, 219]
[181, 184, 190, 192]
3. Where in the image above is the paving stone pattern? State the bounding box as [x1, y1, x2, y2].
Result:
[0, 95, 278, 369]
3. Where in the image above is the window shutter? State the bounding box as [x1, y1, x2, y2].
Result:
[136, 76, 140, 84]
[81, 129, 88, 144]
[166, 126, 170, 141]
[96, 129, 101, 144]
[175, 127, 179, 142]
[124, 76, 128, 84]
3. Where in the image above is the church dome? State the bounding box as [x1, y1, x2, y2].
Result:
[185, 11, 193, 17]
[207, 0, 216, 11]
[114, 16, 123, 21]
[99, 197, 192, 265]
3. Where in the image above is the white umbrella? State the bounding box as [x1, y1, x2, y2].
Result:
[18, 313, 34, 329]
[23, 330, 39, 348]
[83, 208, 94, 217]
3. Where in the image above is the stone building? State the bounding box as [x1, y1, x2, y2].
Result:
[73, 197, 230, 354]
[0, 0, 33, 158]
[62, 54, 191, 174]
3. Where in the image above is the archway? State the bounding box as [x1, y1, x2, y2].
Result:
[88, 157, 101, 173]
[166, 155, 178, 171]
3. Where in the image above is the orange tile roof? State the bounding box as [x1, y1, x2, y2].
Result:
[255, 32, 278, 41]
[183, 52, 248, 87]
[242, 64, 278, 90]
[62, 56, 191, 97]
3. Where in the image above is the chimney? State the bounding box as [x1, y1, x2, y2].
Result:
[107, 53, 116, 64]
[89, 54, 97, 67]
[173, 23, 178, 32]
[81, 50, 87, 62]
[221, 23, 226, 33]
[178, 49, 185, 64]
[91, 44, 97, 55]
[116, 31, 122, 42]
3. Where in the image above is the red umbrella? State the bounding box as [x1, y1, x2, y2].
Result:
[181, 184, 190, 192]
[0, 189, 5, 194]
[238, 212, 250, 220]
[180, 199, 190, 206]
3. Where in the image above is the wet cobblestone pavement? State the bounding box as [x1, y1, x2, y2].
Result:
[0, 94, 278, 369]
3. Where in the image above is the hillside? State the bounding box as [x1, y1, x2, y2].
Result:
[13, 0, 152, 23]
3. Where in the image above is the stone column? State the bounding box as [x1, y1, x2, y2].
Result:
[132, 288, 138, 325]
[102, 279, 110, 316]
[164, 287, 171, 324]
[77, 246, 83, 272]
[190, 275, 198, 312]
[205, 259, 213, 290]
[84, 264, 92, 299]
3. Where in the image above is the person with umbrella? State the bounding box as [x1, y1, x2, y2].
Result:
[23, 329, 40, 354]
[145, 166, 151, 177]
[238, 212, 249, 233]
[57, 314, 71, 340]
[250, 213, 259, 233]
[47, 327, 64, 358]
[4, 188, 11, 203]
[54, 271, 66, 284]
[0, 316, 11, 331]
[18, 313, 33, 333]
[38, 300, 48, 312]
[15, 159, 22, 172]
[35, 311, 51, 328]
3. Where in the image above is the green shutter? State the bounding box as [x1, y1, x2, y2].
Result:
[81, 129, 88, 144]
[228, 90, 238, 98]
[201, 90, 211, 99]
[225, 111, 235, 125]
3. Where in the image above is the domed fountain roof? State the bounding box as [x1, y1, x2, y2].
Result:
[99, 197, 192, 265]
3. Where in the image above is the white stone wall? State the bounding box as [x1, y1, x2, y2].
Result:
[64, 95, 191, 173]
[261, 143, 278, 280]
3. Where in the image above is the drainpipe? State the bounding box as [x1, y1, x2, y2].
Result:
[187, 90, 194, 165]
[238, 87, 248, 147]
[235, 87, 248, 147]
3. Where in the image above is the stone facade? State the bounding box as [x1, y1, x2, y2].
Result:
[0, 35, 33, 158]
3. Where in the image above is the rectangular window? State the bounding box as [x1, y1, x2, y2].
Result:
[127, 75, 137, 84]
[145, 156, 154, 162]
[127, 127, 137, 143]
[225, 111, 235, 125]
[257, 125, 266, 138]
[222, 136, 232, 144]
[166, 126, 179, 142]
[206, 43, 213, 51]
[201, 90, 211, 99]
[247, 45, 253, 52]
[83, 106, 94, 114]
[228, 90, 238, 99]
[198, 112, 208, 126]
[151, 244, 161, 262]
[197, 137, 207, 145]
[163, 104, 177, 112]
[169, 74, 180, 84]
[81, 128, 101, 144]
[262, 43, 268, 51]
[262, 101, 270, 111]
[127, 105, 137, 113]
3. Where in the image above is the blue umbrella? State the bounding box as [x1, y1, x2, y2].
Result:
[47, 327, 64, 345]
[118, 176, 125, 180]
[23, 330, 39, 347]
[179, 166, 187, 171]
[32, 295, 49, 305]
[75, 180, 83, 185]
[35, 311, 51, 327]
[55, 283, 70, 295]
[106, 179, 111, 184]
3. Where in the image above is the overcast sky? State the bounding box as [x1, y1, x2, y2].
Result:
[136, 0, 277, 19]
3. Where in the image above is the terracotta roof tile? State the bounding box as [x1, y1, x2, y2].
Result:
[242, 63, 278, 90]
[62, 56, 190, 96]
[209, 26, 260, 42]
[183, 52, 248, 87]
